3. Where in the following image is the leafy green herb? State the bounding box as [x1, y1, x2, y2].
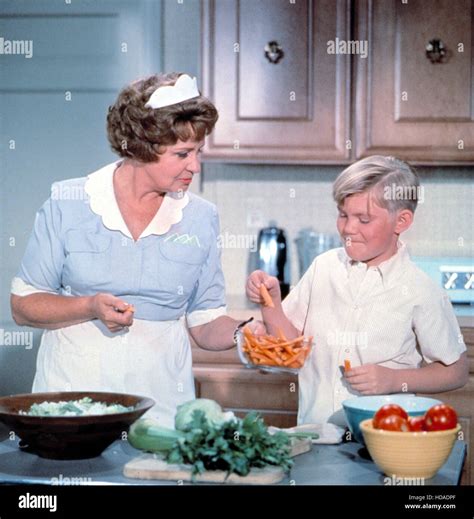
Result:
[166, 410, 293, 477]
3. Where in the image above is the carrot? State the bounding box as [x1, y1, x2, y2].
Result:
[240, 329, 313, 369]
[259, 284, 274, 308]
[344, 359, 352, 372]
[283, 350, 305, 366]
[272, 336, 306, 347]
[251, 352, 279, 365]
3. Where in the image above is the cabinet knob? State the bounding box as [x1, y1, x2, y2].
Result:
[425, 39, 448, 64]
[264, 40, 284, 64]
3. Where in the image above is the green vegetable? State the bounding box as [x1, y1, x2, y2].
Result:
[174, 398, 228, 431]
[24, 397, 134, 416]
[128, 419, 185, 453]
[166, 410, 293, 477]
[286, 432, 319, 440]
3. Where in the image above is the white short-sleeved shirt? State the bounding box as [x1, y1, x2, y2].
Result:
[11, 162, 227, 427]
[282, 243, 466, 427]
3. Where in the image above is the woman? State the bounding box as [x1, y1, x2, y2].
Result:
[11, 72, 260, 427]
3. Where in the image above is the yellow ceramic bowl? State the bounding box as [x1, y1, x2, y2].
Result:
[360, 418, 461, 479]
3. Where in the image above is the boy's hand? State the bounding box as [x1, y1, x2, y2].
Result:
[246, 270, 281, 306]
[344, 364, 396, 395]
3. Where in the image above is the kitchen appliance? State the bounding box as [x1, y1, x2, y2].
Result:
[257, 225, 289, 298]
[295, 228, 340, 278]
[412, 256, 474, 305]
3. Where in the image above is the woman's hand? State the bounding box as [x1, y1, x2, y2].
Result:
[344, 364, 396, 395]
[89, 293, 135, 333]
[245, 319, 267, 336]
[246, 270, 281, 306]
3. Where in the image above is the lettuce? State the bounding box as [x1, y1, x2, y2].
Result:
[174, 399, 228, 431]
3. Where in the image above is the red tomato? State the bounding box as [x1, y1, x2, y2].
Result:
[373, 404, 409, 429]
[408, 416, 426, 432]
[424, 404, 458, 431]
[374, 414, 410, 432]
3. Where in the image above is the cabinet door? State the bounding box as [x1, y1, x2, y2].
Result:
[202, 0, 351, 164]
[356, 0, 474, 163]
[193, 364, 298, 428]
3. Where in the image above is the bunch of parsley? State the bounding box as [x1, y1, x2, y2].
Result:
[166, 410, 293, 476]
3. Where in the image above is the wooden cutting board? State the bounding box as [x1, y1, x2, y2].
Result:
[289, 436, 312, 457]
[123, 437, 311, 484]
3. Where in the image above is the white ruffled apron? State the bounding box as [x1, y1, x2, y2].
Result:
[32, 317, 195, 428]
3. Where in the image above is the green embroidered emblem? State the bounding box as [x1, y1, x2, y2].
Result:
[164, 233, 201, 248]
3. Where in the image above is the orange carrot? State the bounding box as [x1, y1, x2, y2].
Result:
[241, 329, 313, 369]
[259, 284, 274, 308]
[272, 336, 306, 347]
[344, 359, 352, 372]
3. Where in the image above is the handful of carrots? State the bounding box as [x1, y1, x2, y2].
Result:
[241, 326, 313, 369]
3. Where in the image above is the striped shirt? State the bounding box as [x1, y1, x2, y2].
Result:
[282, 242, 466, 426]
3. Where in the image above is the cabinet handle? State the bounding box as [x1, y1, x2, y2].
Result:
[264, 40, 284, 64]
[425, 39, 448, 64]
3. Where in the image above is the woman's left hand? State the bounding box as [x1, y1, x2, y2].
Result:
[344, 364, 396, 395]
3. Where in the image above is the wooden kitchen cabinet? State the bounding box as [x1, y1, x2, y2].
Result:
[355, 0, 474, 163]
[201, 0, 352, 163]
[202, 0, 474, 164]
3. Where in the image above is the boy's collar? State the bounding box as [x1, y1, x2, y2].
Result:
[341, 241, 410, 285]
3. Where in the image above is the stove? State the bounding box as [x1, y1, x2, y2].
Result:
[412, 256, 474, 307]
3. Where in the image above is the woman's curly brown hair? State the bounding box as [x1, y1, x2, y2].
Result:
[107, 73, 218, 163]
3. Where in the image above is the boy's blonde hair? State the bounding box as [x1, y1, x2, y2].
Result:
[333, 155, 420, 213]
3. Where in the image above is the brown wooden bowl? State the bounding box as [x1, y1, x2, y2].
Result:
[0, 391, 155, 460]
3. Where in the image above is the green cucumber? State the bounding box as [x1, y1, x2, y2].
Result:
[128, 419, 185, 453]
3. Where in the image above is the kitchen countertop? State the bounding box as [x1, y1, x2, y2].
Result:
[0, 438, 465, 486]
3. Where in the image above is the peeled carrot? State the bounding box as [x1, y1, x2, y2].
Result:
[259, 284, 274, 308]
[241, 329, 313, 369]
[272, 336, 305, 347]
[344, 359, 352, 372]
[283, 350, 305, 366]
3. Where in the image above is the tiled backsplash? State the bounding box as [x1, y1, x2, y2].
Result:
[192, 164, 474, 296]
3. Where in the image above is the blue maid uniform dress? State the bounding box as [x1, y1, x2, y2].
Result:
[11, 162, 227, 427]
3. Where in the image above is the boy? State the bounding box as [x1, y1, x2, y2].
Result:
[246, 156, 468, 426]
